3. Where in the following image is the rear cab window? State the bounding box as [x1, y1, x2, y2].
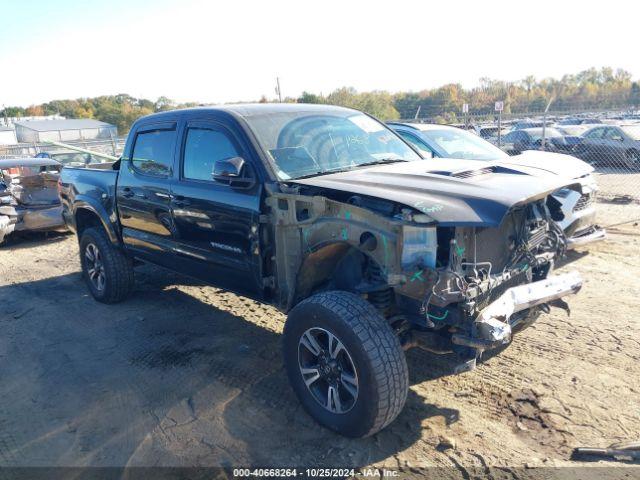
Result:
[131, 126, 177, 177]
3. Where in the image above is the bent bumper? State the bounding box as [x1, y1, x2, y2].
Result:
[452, 271, 583, 351]
[567, 225, 606, 249]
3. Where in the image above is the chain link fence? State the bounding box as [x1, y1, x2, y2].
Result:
[0, 137, 127, 159]
[1, 111, 638, 224]
[400, 108, 640, 227]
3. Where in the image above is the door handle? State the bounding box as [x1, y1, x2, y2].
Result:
[121, 188, 134, 198]
[171, 195, 191, 207]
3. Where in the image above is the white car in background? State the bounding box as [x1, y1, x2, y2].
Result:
[388, 122, 605, 248]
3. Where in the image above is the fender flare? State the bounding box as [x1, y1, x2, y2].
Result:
[72, 196, 120, 245]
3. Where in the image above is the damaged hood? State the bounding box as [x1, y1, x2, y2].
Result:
[292, 156, 587, 226]
[498, 150, 594, 178]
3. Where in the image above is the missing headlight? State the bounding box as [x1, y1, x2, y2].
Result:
[401, 226, 437, 269]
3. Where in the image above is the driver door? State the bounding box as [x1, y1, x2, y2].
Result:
[168, 120, 263, 298]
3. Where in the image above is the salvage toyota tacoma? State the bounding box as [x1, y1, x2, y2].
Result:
[59, 104, 583, 437]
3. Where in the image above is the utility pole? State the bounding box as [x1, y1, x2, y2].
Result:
[495, 101, 504, 147]
[462, 103, 469, 129]
[540, 96, 554, 151]
[276, 77, 282, 103]
[414, 105, 421, 120]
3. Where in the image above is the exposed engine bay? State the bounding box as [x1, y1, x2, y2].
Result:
[267, 167, 584, 370]
[390, 198, 582, 368]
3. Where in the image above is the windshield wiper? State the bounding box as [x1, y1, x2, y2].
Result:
[354, 158, 409, 168]
[291, 167, 355, 180]
[290, 159, 409, 180]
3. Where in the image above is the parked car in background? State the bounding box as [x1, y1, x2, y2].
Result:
[477, 125, 510, 144]
[573, 124, 640, 169]
[555, 125, 590, 137]
[500, 127, 573, 155]
[554, 125, 591, 150]
[388, 122, 605, 248]
[35, 150, 110, 168]
[0, 158, 65, 244]
[510, 119, 550, 130]
[557, 117, 603, 126]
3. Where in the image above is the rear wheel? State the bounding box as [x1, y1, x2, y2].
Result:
[79, 227, 134, 303]
[283, 291, 408, 437]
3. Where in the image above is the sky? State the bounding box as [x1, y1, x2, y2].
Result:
[1, 0, 639, 107]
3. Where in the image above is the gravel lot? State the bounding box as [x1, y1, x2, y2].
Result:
[0, 202, 639, 476]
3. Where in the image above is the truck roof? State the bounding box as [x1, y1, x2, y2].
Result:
[388, 122, 460, 132]
[136, 103, 358, 123]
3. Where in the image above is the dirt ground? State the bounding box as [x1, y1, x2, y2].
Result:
[0, 201, 639, 476]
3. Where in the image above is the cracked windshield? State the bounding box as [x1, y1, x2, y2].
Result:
[244, 109, 422, 179]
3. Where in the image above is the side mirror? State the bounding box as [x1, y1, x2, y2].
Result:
[212, 156, 255, 188]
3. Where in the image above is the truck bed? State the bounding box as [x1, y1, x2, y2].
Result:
[59, 164, 119, 232]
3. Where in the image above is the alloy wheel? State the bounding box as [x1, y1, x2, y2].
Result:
[297, 327, 359, 414]
[84, 243, 106, 291]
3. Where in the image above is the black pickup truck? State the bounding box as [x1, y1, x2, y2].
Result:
[60, 104, 583, 437]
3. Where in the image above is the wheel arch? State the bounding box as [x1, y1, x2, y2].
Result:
[73, 200, 119, 244]
[290, 241, 385, 310]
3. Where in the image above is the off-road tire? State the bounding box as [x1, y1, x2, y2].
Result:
[283, 291, 409, 437]
[79, 227, 134, 303]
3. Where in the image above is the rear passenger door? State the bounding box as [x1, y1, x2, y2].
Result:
[117, 121, 178, 265]
[169, 119, 263, 297]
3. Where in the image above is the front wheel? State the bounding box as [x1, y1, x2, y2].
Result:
[625, 149, 640, 170]
[79, 227, 134, 303]
[283, 291, 408, 437]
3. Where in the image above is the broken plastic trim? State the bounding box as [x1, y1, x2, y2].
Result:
[566, 226, 606, 249]
[452, 271, 583, 351]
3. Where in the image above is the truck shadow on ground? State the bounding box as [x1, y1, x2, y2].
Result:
[556, 248, 590, 268]
[0, 266, 460, 468]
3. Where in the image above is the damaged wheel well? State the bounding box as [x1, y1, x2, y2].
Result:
[292, 243, 386, 307]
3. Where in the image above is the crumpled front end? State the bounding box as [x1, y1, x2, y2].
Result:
[267, 177, 585, 371]
[451, 270, 582, 351]
[393, 197, 583, 369]
[552, 174, 606, 249]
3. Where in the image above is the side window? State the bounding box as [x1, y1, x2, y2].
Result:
[585, 128, 604, 139]
[131, 129, 176, 177]
[604, 128, 623, 141]
[397, 131, 434, 156]
[183, 127, 241, 182]
[503, 131, 516, 142]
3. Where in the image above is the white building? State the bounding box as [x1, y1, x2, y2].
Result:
[0, 127, 17, 145]
[14, 119, 117, 143]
